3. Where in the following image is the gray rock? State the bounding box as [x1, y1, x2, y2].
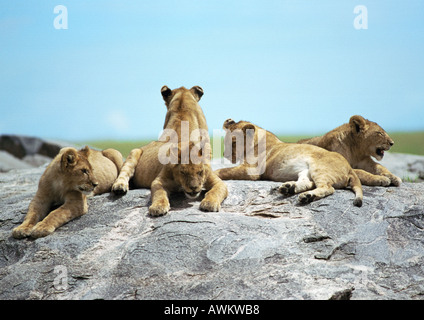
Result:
[0, 157, 424, 300]
[0, 135, 63, 159]
[381, 152, 424, 182]
[0, 135, 76, 172]
[0, 151, 34, 172]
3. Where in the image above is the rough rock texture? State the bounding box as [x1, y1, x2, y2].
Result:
[0, 134, 66, 159]
[381, 152, 424, 182]
[0, 135, 73, 172]
[1, 155, 424, 300]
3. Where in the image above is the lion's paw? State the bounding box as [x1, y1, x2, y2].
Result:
[200, 199, 221, 212]
[30, 223, 55, 239]
[112, 180, 128, 195]
[12, 225, 34, 239]
[149, 201, 170, 217]
[378, 176, 392, 187]
[389, 175, 402, 187]
[279, 182, 296, 196]
[298, 192, 316, 204]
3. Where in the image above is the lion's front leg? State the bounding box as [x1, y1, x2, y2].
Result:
[200, 172, 228, 212]
[357, 159, 402, 186]
[112, 148, 143, 195]
[149, 177, 171, 216]
[30, 193, 87, 239]
[354, 169, 391, 186]
[12, 194, 52, 239]
[375, 164, 402, 186]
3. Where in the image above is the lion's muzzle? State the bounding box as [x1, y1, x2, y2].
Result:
[184, 190, 201, 199]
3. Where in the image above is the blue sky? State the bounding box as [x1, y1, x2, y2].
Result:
[1, 0, 423, 142]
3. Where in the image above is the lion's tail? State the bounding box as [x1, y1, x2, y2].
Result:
[349, 169, 363, 207]
[102, 148, 124, 173]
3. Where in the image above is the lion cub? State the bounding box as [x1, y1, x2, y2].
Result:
[215, 119, 363, 206]
[298, 115, 402, 187]
[112, 85, 228, 216]
[112, 140, 228, 216]
[12, 146, 123, 239]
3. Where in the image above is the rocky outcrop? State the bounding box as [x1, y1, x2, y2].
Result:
[1, 154, 424, 300]
[0, 135, 73, 172]
[380, 152, 424, 182]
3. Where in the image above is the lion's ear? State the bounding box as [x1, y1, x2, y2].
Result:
[161, 86, 173, 102]
[349, 115, 366, 133]
[80, 146, 90, 157]
[61, 148, 79, 171]
[190, 86, 204, 101]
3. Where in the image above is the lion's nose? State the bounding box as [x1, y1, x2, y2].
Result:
[389, 141, 394, 146]
[92, 182, 99, 187]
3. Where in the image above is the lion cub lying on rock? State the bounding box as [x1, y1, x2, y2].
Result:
[298, 115, 402, 187]
[215, 119, 363, 207]
[112, 140, 228, 216]
[112, 85, 228, 216]
[12, 146, 123, 239]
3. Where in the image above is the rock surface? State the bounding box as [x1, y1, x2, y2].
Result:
[0, 155, 424, 300]
[380, 152, 424, 182]
[0, 135, 73, 172]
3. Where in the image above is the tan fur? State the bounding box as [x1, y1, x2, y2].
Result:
[215, 119, 363, 206]
[12, 146, 123, 239]
[161, 85, 209, 138]
[298, 115, 402, 186]
[112, 86, 228, 216]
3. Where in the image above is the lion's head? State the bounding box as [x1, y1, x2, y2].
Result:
[349, 115, 394, 161]
[166, 141, 211, 199]
[60, 147, 98, 195]
[173, 163, 207, 199]
[169, 141, 211, 199]
[222, 118, 266, 164]
[160, 85, 204, 108]
[159, 85, 207, 133]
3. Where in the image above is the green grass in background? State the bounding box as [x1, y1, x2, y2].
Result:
[81, 140, 151, 158]
[386, 131, 424, 155]
[280, 131, 424, 155]
[80, 131, 424, 159]
[278, 131, 424, 155]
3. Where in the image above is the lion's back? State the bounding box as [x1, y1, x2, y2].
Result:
[89, 149, 122, 194]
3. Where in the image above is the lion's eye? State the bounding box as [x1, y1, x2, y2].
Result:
[82, 169, 89, 175]
[197, 170, 203, 176]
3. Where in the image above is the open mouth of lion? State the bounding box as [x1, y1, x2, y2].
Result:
[376, 146, 390, 159]
[79, 186, 94, 195]
[184, 191, 201, 199]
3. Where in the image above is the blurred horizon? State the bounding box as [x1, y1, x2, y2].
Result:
[1, 1, 423, 141]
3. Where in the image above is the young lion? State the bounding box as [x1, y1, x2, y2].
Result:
[12, 146, 123, 239]
[298, 115, 402, 187]
[215, 119, 363, 207]
[112, 85, 228, 216]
